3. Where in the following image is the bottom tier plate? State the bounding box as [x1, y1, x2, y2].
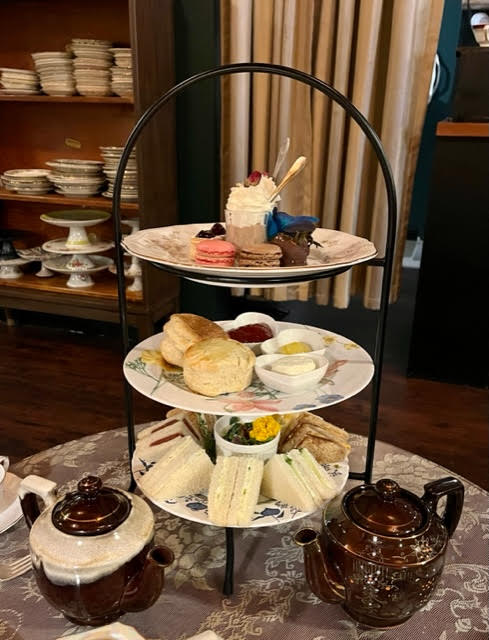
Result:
[132, 451, 349, 529]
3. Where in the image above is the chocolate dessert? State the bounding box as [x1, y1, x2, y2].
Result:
[267, 210, 320, 267]
[270, 233, 309, 266]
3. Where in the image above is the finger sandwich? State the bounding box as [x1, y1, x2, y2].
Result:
[261, 448, 337, 512]
[135, 412, 201, 461]
[279, 412, 351, 463]
[208, 456, 264, 526]
[139, 436, 213, 501]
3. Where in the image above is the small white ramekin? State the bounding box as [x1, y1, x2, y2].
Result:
[255, 353, 329, 394]
[221, 312, 278, 355]
[260, 327, 326, 357]
[214, 415, 280, 461]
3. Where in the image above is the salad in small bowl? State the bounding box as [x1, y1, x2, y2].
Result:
[214, 414, 281, 461]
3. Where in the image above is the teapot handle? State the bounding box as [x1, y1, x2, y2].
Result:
[18, 475, 58, 529]
[421, 477, 464, 538]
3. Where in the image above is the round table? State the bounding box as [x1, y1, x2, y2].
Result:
[1, 427, 487, 640]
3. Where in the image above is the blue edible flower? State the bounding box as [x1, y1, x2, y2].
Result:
[267, 209, 319, 239]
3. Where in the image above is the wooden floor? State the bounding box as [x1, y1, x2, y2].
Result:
[1, 321, 487, 490]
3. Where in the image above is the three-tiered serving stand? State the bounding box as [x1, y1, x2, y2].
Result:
[111, 63, 397, 596]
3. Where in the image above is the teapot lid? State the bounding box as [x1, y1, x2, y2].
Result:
[345, 479, 426, 536]
[51, 476, 131, 536]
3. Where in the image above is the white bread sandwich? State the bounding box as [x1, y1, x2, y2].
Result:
[160, 313, 227, 366]
[135, 413, 202, 461]
[138, 436, 213, 501]
[261, 448, 337, 511]
[279, 412, 350, 463]
[208, 455, 264, 526]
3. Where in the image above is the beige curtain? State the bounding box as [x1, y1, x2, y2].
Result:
[220, 0, 444, 308]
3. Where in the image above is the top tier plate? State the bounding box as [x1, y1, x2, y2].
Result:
[121, 224, 377, 285]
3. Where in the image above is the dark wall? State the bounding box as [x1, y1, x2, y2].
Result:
[408, 0, 462, 238]
[173, 0, 233, 319]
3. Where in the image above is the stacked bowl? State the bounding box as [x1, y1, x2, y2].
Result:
[31, 52, 75, 96]
[1, 169, 52, 195]
[46, 159, 105, 198]
[109, 48, 133, 98]
[100, 146, 138, 201]
[0, 68, 40, 95]
[71, 39, 113, 97]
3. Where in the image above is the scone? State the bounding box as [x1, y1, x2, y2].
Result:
[160, 313, 227, 366]
[183, 337, 255, 397]
[160, 332, 185, 367]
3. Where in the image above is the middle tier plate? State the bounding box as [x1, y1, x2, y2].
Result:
[124, 321, 374, 416]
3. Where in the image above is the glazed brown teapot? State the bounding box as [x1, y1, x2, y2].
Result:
[19, 474, 174, 626]
[295, 477, 464, 628]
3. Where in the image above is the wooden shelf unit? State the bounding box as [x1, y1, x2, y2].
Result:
[0, 271, 142, 302]
[0, 0, 178, 337]
[0, 95, 134, 104]
[436, 121, 489, 137]
[0, 188, 139, 211]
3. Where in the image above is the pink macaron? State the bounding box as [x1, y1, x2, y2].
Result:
[194, 239, 236, 266]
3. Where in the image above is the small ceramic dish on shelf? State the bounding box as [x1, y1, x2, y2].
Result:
[214, 415, 280, 461]
[255, 353, 329, 394]
[261, 327, 326, 357]
[221, 312, 278, 354]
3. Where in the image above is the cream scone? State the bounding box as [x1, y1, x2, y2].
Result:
[160, 313, 228, 366]
[183, 337, 255, 397]
[160, 332, 185, 366]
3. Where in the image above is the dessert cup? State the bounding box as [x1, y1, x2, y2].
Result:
[224, 208, 271, 251]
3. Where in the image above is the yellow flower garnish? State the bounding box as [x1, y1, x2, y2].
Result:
[250, 416, 281, 442]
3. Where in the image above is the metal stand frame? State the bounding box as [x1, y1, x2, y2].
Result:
[111, 62, 397, 596]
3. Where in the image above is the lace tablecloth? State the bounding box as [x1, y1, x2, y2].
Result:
[1, 427, 488, 640]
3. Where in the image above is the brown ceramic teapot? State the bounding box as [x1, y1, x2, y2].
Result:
[295, 477, 464, 628]
[19, 474, 174, 626]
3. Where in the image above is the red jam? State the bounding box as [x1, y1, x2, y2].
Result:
[228, 322, 273, 343]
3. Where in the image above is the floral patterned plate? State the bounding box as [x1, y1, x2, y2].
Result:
[132, 451, 349, 529]
[123, 321, 374, 416]
[122, 223, 377, 280]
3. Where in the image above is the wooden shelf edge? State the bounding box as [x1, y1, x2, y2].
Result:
[0, 95, 134, 105]
[436, 121, 489, 138]
[0, 188, 139, 211]
[0, 271, 143, 303]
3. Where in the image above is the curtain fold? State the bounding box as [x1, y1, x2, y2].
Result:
[220, 0, 444, 308]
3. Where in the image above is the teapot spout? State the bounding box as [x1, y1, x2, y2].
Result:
[121, 545, 174, 613]
[295, 528, 345, 604]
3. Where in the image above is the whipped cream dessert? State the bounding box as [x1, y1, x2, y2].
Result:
[225, 172, 280, 249]
[226, 175, 279, 212]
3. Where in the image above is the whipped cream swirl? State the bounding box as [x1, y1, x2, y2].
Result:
[226, 176, 280, 212]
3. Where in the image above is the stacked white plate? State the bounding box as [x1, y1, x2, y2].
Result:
[100, 146, 138, 201]
[71, 39, 113, 97]
[31, 52, 74, 96]
[46, 159, 105, 197]
[0, 68, 40, 95]
[109, 48, 133, 98]
[1, 169, 52, 194]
